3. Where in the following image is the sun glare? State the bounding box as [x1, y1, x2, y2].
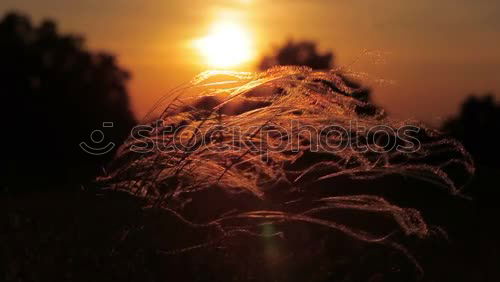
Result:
[194, 21, 254, 68]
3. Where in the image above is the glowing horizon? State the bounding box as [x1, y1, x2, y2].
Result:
[2, 0, 498, 120]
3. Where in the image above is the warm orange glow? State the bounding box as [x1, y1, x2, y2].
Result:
[194, 21, 254, 68]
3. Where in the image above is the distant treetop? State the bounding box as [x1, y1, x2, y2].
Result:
[259, 40, 333, 71]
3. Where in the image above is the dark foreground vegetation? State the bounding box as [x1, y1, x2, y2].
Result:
[2, 174, 495, 282]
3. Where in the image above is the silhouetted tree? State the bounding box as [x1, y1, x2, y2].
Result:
[259, 40, 333, 70]
[443, 94, 500, 167]
[0, 12, 136, 191]
[259, 40, 372, 104]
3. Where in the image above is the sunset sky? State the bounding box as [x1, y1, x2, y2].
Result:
[1, 0, 499, 123]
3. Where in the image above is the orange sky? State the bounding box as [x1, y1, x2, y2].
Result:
[1, 0, 499, 124]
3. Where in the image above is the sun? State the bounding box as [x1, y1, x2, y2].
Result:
[194, 21, 254, 68]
